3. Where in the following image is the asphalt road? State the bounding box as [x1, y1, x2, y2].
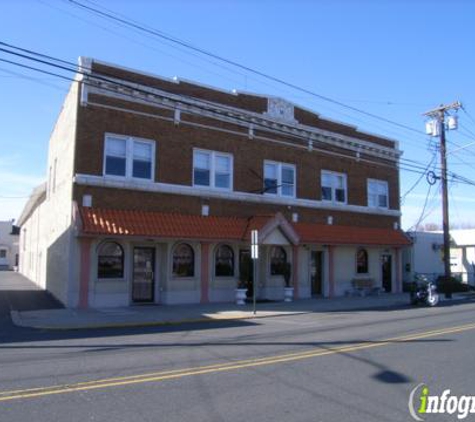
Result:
[1, 274, 475, 421]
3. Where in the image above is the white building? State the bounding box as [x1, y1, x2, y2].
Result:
[450, 229, 475, 284]
[403, 230, 475, 286]
[0, 220, 20, 270]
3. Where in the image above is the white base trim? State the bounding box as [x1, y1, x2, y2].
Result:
[91, 293, 129, 308]
[160, 290, 200, 305]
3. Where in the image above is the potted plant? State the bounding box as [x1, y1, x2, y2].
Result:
[282, 262, 294, 302]
[236, 254, 250, 305]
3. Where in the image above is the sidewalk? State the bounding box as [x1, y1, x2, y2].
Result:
[11, 293, 474, 330]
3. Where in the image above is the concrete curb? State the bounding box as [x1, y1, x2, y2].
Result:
[9, 302, 410, 331]
[11, 294, 474, 331]
[15, 309, 317, 331]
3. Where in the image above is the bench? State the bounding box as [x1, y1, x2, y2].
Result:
[347, 277, 381, 297]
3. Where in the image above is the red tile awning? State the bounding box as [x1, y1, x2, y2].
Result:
[79, 207, 248, 240]
[78, 207, 411, 247]
[293, 222, 411, 247]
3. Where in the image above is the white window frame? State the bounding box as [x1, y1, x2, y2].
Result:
[103, 133, 156, 182]
[263, 160, 296, 198]
[192, 149, 233, 191]
[321, 170, 347, 204]
[367, 179, 389, 209]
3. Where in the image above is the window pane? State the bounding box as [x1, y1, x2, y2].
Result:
[105, 156, 126, 176]
[282, 167, 294, 184]
[322, 173, 332, 187]
[215, 245, 234, 277]
[356, 249, 368, 274]
[378, 194, 388, 208]
[282, 184, 294, 197]
[215, 173, 230, 189]
[133, 160, 152, 179]
[322, 186, 332, 201]
[270, 246, 287, 275]
[106, 138, 126, 157]
[194, 152, 210, 169]
[173, 244, 194, 277]
[264, 163, 277, 179]
[335, 188, 346, 203]
[215, 155, 231, 189]
[98, 242, 124, 279]
[194, 169, 210, 186]
[105, 137, 127, 177]
[368, 193, 378, 208]
[335, 175, 345, 189]
[133, 142, 152, 160]
[215, 155, 230, 173]
[264, 178, 278, 194]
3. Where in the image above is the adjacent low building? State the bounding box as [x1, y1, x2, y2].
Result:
[0, 220, 19, 271]
[403, 230, 475, 285]
[18, 58, 410, 308]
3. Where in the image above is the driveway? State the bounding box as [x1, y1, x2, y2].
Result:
[0, 271, 63, 329]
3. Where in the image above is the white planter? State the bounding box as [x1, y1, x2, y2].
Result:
[235, 288, 248, 306]
[284, 287, 294, 302]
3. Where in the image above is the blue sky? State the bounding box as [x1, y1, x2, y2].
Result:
[1, 0, 475, 229]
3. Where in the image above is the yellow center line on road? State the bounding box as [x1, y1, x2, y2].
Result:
[2, 322, 475, 403]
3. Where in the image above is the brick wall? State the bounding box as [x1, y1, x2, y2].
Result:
[75, 98, 399, 206]
[74, 61, 401, 229]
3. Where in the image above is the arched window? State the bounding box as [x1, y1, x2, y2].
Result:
[270, 246, 287, 275]
[98, 241, 124, 278]
[173, 243, 195, 277]
[215, 245, 234, 277]
[356, 248, 369, 274]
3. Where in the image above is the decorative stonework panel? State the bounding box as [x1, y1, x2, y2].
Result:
[265, 97, 297, 123]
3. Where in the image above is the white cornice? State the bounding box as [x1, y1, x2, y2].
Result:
[84, 58, 400, 148]
[83, 79, 401, 162]
[74, 174, 401, 218]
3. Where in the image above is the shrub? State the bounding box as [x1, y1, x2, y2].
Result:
[436, 276, 471, 293]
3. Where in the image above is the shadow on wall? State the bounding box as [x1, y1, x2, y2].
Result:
[46, 228, 75, 307]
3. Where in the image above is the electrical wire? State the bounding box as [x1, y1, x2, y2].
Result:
[3, 41, 475, 188]
[0, 44, 422, 173]
[400, 150, 437, 204]
[64, 0, 427, 138]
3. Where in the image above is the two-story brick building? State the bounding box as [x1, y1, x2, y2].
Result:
[18, 57, 410, 308]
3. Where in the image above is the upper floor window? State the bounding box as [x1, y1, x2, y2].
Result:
[97, 241, 124, 279]
[367, 179, 389, 209]
[104, 134, 154, 181]
[193, 149, 232, 190]
[215, 245, 234, 277]
[321, 170, 347, 204]
[264, 161, 295, 197]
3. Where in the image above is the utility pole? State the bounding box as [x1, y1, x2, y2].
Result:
[423, 101, 461, 298]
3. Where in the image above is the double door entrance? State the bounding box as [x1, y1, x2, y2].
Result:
[132, 247, 156, 303]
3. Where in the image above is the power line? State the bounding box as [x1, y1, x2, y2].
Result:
[3, 42, 475, 189]
[461, 105, 475, 128]
[64, 0, 426, 138]
[0, 51, 460, 184]
[400, 150, 437, 204]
